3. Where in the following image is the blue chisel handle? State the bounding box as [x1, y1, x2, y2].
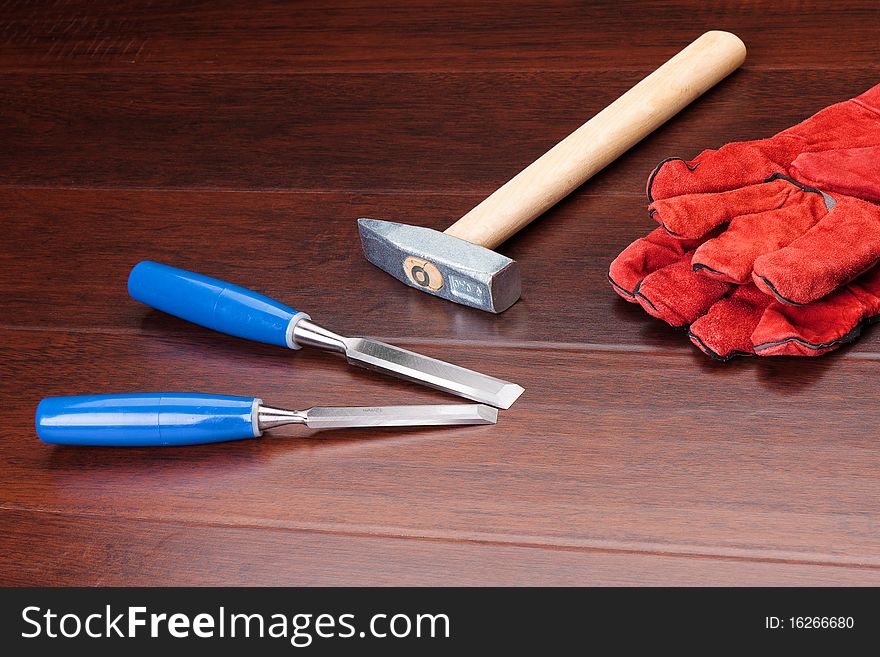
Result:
[35, 393, 262, 446]
[128, 261, 310, 348]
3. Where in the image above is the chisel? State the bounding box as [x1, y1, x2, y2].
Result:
[127, 262, 523, 409]
[35, 393, 498, 446]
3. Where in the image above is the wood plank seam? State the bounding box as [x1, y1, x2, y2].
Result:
[7, 325, 880, 358]
[2, 504, 878, 570]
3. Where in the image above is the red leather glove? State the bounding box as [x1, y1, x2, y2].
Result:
[696, 270, 880, 359]
[649, 84, 880, 202]
[610, 227, 880, 359]
[649, 175, 880, 306]
[610, 83, 880, 359]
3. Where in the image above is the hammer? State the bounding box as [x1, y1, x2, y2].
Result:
[358, 31, 746, 313]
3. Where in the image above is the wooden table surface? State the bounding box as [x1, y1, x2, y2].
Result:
[3, 0, 880, 586]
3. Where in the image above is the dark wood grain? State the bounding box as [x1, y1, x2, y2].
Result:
[1, 0, 879, 73]
[3, 510, 877, 586]
[3, 328, 880, 574]
[2, 0, 879, 586]
[2, 70, 879, 193]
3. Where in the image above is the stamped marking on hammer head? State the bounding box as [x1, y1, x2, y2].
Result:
[358, 218, 521, 313]
[403, 256, 444, 291]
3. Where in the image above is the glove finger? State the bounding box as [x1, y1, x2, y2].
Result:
[608, 226, 703, 300]
[691, 190, 828, 284]
[649, 177, 817, 240]
[752, 266, 880, 356]
[635, 254, 732, 327]
[688, 284, 773, 360]
[651, 83, 880, 203]
[752, 196, 880, 304]
[792, 145, 880, 203]
[647, 142, 780, 202]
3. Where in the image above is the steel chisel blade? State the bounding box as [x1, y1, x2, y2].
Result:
[303, 404, 498, 429]
[341, 338, 524, 409]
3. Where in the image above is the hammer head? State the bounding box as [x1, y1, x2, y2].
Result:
[357, 218, 521, 313]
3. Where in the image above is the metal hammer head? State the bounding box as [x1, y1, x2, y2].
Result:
[358, 218, 521, 313]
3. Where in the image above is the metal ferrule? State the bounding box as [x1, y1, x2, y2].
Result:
[256, 405, 308, 431]
[291, 319, 348, 353]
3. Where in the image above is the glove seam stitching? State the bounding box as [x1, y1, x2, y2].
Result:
[852, 97, 880, 119]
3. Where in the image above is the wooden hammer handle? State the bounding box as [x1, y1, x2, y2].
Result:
[444, 31, 746, 250]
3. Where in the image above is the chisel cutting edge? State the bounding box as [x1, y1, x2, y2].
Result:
[36, 394, 498, 446]
[128, 262, 524, 409]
